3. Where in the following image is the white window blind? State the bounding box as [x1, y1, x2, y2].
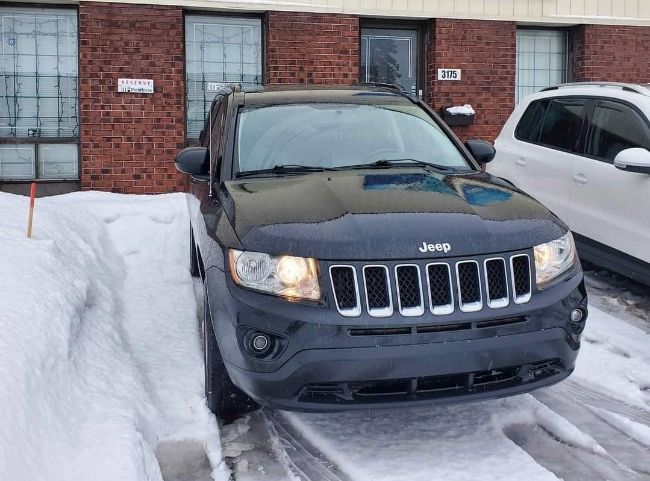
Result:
[516, 29, 568, 104]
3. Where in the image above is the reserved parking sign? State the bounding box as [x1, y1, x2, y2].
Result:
[118, 78, 154, 94]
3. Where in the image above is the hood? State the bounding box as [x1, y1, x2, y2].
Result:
[218, 170, 566, 261]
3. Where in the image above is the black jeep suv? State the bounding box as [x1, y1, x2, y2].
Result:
[175, 84, 587, 416]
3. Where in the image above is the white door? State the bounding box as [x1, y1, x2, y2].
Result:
[491, 98, 586, 223]
[569, 99, 650, 263]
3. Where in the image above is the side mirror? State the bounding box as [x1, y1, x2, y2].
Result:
[174, 147, 208, 176]
[465, 139, 496, 164]
[614, 148, 650, 174]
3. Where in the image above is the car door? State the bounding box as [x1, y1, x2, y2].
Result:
[492, 97, 587, 223]
[188, 96, 227, 256]
[568, 98, 650, 263]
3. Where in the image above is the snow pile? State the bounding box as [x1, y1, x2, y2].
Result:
[445, 104, 475, 116]
[0, 192, 224, 481]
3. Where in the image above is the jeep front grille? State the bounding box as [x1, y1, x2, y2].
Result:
[456, 261, 482, 313]
[484, 258, 509, 308]
[363, 266, 393, 317]
[426, 263, 454, 315]
[330, 254, 532, 317]
[329, 266, 361, 317]
[395, 265, 424, 316]
[511, 255, 532, 304]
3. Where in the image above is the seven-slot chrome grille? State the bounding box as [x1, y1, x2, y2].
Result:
[329, 254, 532, 318]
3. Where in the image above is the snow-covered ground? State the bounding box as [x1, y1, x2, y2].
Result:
[0, 192, 225, 481]
[1, 191, 649, 481]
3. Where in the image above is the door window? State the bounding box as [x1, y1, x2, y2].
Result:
[539, 99, 586, 153]
[360, 27, 419, 96]
[185, 15, 262, 140]
[209, 99, 227, 175]
[586, 100, 650, 163]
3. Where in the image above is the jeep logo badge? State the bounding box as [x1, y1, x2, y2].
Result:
[419, 242, 452, 254]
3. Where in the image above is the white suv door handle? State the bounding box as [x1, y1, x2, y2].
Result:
[573, 174, 588, 185]
[515, 158, 527, 167]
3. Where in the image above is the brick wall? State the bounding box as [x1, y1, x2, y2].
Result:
[266, 12, 359, 84]
[427, 19, 517, 142]
[572, 25, 650, 83]
[79, 2, 185, 194]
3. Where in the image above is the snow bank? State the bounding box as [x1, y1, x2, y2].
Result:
[0, 192, 224, 481]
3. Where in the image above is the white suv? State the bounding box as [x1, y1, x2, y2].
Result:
[487, 82, 650, 285]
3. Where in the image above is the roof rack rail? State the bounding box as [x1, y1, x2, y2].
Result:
[542, 82, 649, 95]
[357, 82, 407, 92]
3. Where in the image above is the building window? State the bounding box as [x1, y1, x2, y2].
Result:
[360, 26, 420, 96]
[185, 15, 262, 140]
[516, 29, 567, 103]
[0, 7, 79, 181]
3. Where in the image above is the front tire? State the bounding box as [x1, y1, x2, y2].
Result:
[203, 286, 257, 421]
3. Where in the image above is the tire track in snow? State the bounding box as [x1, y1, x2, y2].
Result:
[549, 380, 650, 425]
[509, 380, 650, 481]
[264, 410, 351, 481]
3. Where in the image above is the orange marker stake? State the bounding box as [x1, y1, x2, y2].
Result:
[27, 182, 36, 238]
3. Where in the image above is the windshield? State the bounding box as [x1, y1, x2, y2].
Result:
[236, 103, 472, 173]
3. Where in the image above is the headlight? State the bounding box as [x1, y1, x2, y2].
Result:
[533, 232, 576, 287]
[228, 249, 321, 301]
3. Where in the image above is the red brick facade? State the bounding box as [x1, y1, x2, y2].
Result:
[266, 12, 359, 84]
[79, 2, 185, 193]
[69, 3, 649, 194]
[427, 19, 517, 142]
[572, 24, 650, 83]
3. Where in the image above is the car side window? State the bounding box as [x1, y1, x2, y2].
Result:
[539, 98, 587, 153]
[210, 99, 228, 175]
[585, 100, 650, 163]
[515, 100, 548, 142]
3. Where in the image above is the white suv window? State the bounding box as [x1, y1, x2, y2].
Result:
[515, 98, 587, 154]
[585, 100, 650, 163]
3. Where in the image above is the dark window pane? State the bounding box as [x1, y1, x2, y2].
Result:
[515, 100, 548, 142]
[586, 101, 650, 163]
[361, 28, 418, 95]
[539, 99, 586, 152]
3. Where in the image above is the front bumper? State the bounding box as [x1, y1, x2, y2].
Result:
[227, 328, 576, 411]
[206, 264, 586, 412]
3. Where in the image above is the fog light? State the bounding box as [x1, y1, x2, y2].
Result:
[570, 309, 584, 323]
[240, 329, 287, 360]
[568, 308, 587, 337]
[251, 334, 270, 352]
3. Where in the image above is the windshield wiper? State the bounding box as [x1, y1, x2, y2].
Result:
[336, 159, 466, 172]
[237, 164, 336, 178]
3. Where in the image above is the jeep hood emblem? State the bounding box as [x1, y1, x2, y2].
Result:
[419, 242, 452, 254]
